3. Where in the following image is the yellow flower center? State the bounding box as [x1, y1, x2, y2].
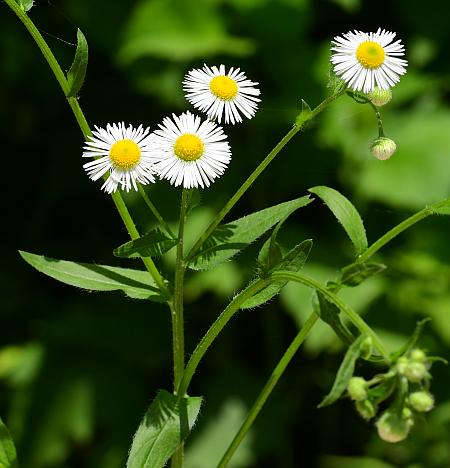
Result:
[209, 75, 238, 100]
[109, 139, 141, 169]
[356, 41, 385, 69]
[174, 134, 204, 161]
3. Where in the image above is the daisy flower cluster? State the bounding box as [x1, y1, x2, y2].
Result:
[82, 65, 260, 192]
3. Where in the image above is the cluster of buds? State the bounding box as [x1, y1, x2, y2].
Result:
[347, 348, 438, 443]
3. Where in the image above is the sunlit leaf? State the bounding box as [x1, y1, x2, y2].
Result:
[114, 228, 177, 258]
[318, 334, 367, 407]
[0, 417, 18, 468]
[188, 196, 312, 270]
[67, 29, 88, 97]
[127, 390, 202, 468]
[309, 186, 367, 256]
[19, 251, 164, 302]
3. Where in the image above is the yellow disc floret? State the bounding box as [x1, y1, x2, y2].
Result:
[109, 139, 141, 169]
[174, 134, 204, 161]
[356, 41, 385, 69]
[209, 75, 238, 100]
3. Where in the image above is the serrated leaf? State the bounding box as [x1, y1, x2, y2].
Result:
[340, 262, 386, 287]
[127, 390, 202, 468]
[309, 186, 367, 256]
[188, 196, 312, 270]
[19, 251, 164, 302]
[114, 228, 177, 258]
[430, 197, 450, 215]
[241, 240, 312, 309]
[390, 318, 431, 361]
[313, 291, 354, 345]
[0, 417, 18, 468]
[67, 29, 88, 97]
[318, 334, 367, 408]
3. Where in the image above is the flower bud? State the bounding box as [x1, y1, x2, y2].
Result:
[367, 87, 392, 107]
[356, 400, 376, 420]
[404, 362, 428, 383]
[410, 349, 427, 363]
[376, 410, 413, 443]
[409, 391, 434, 412]
[397, 356, 409, 375]
[370, 137, 397, 160]
[348, 377, 368, 401]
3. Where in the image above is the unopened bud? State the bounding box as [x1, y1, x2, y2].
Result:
[356, 400, 376, 420]
[409, 391, 434, 412]
[410, 349, 427, 363]
[376, 410, 413, 443]
[405, 362, 428, 383]
[348, 377, 368, 401]
[368, 87, 392, 107]
[397, 356, 409, 375]
[370, 137, 397, 160]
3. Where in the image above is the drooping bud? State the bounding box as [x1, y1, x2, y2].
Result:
[367, 87, 392, 107]
[410, 349, 427, 363]
[347, 377, 368, 401]
[409, 391, 434, 412]
[376, 410, 413, 443]
[370, 137, 397, 160]
[356, 400, 376, 420]
[404, 362, 428, 383]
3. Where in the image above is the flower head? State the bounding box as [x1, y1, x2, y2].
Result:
[82, 123, 156, 193]
[151, 111, 231, 189]
[183, 64, 260, 125]
[331, 28, 407, 93]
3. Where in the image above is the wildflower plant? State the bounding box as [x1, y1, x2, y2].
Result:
[2, 2, 450, 466]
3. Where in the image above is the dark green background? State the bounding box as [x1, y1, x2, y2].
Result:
[1, 0, 449, 466]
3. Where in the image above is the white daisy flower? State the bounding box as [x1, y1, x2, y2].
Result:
[183, 64, 260, 125]
[82, 123, 157, 193]
[151, 111, 231, 189]
[331, 28, 407, 93]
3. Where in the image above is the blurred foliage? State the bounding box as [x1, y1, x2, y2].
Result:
[1, 0, 450, 467]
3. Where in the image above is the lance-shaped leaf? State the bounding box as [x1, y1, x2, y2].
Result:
[309, 186, 367, 256]
[17, 0, 34, 11]
[241, 240, 313, 309]
[19, 251, 164, 302]
[127, 390, 202, 468]
[0, 417, 18, 468]
[318, 334, 368, 408]
[188, 196, 313, 270]
[114, 228, 178, 258]
[340, 262, 386, 287]
[390, 318, 431, 362]
[67, 29, 88, 97]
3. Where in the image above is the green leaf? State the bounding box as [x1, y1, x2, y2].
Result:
[0, 417, 18, 468]
[114, 228, 177, 258]
[17, 0, 33, 12]
[390, 318, 431, 361]
[309, 186, 367, 256]
[241, 240, 312, 309]
[295, 99, 312, 127]
[67, 29, 88, 97]
[340, 262, 386, 287]
[19, 251, 164, 302]
[188, 196, 313, 270]
[318, 334, 367, 408]
[313, 292, 354, 345]
[127, 390, 202, 468]
[430, 197, 450, 215]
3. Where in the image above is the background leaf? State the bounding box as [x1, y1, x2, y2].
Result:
[114, 228, 177, 258]
[127, 390, 202, 468]
[0, 417, 18, 468]
[19, 251, 164, 301]
[67, 29, 88, 97]
[188, 196, 312, 270]
[309, 186, 367, 256]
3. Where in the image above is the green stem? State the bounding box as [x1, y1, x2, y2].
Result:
[138, 184, 176, 238]
[218, 311, 318, 468]
[369, 102, 385, 137]
[271, 271, 390, 362]
[177, 279, 270, 398]
[186, 89, 345, 263]
[4, 0, 169, 296]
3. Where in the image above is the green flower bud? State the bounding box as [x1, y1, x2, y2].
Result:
[356, 400, 376, 420]
[347, 377, 368, 401]
[409, 391, 434, 412]
[370, 137, 397, 161]
[376, 410, 412, 443]
[405, 361, 428, 383]
[410, 349, 427, 363]
[397, 356, 409, 375]
[367, 87, 392, 107]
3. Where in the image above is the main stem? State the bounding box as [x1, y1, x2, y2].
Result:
[218, 311, 318, 467]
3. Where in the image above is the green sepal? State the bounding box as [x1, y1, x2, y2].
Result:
[127, 390, 202, 468]
[19, 251, 165, 302]
[67, 29, 88, 97]
[0, 417, 18, 468]
[318, 334, 368, 408]
[340, 262, 386, 287]
[114, 228, 178, 258]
